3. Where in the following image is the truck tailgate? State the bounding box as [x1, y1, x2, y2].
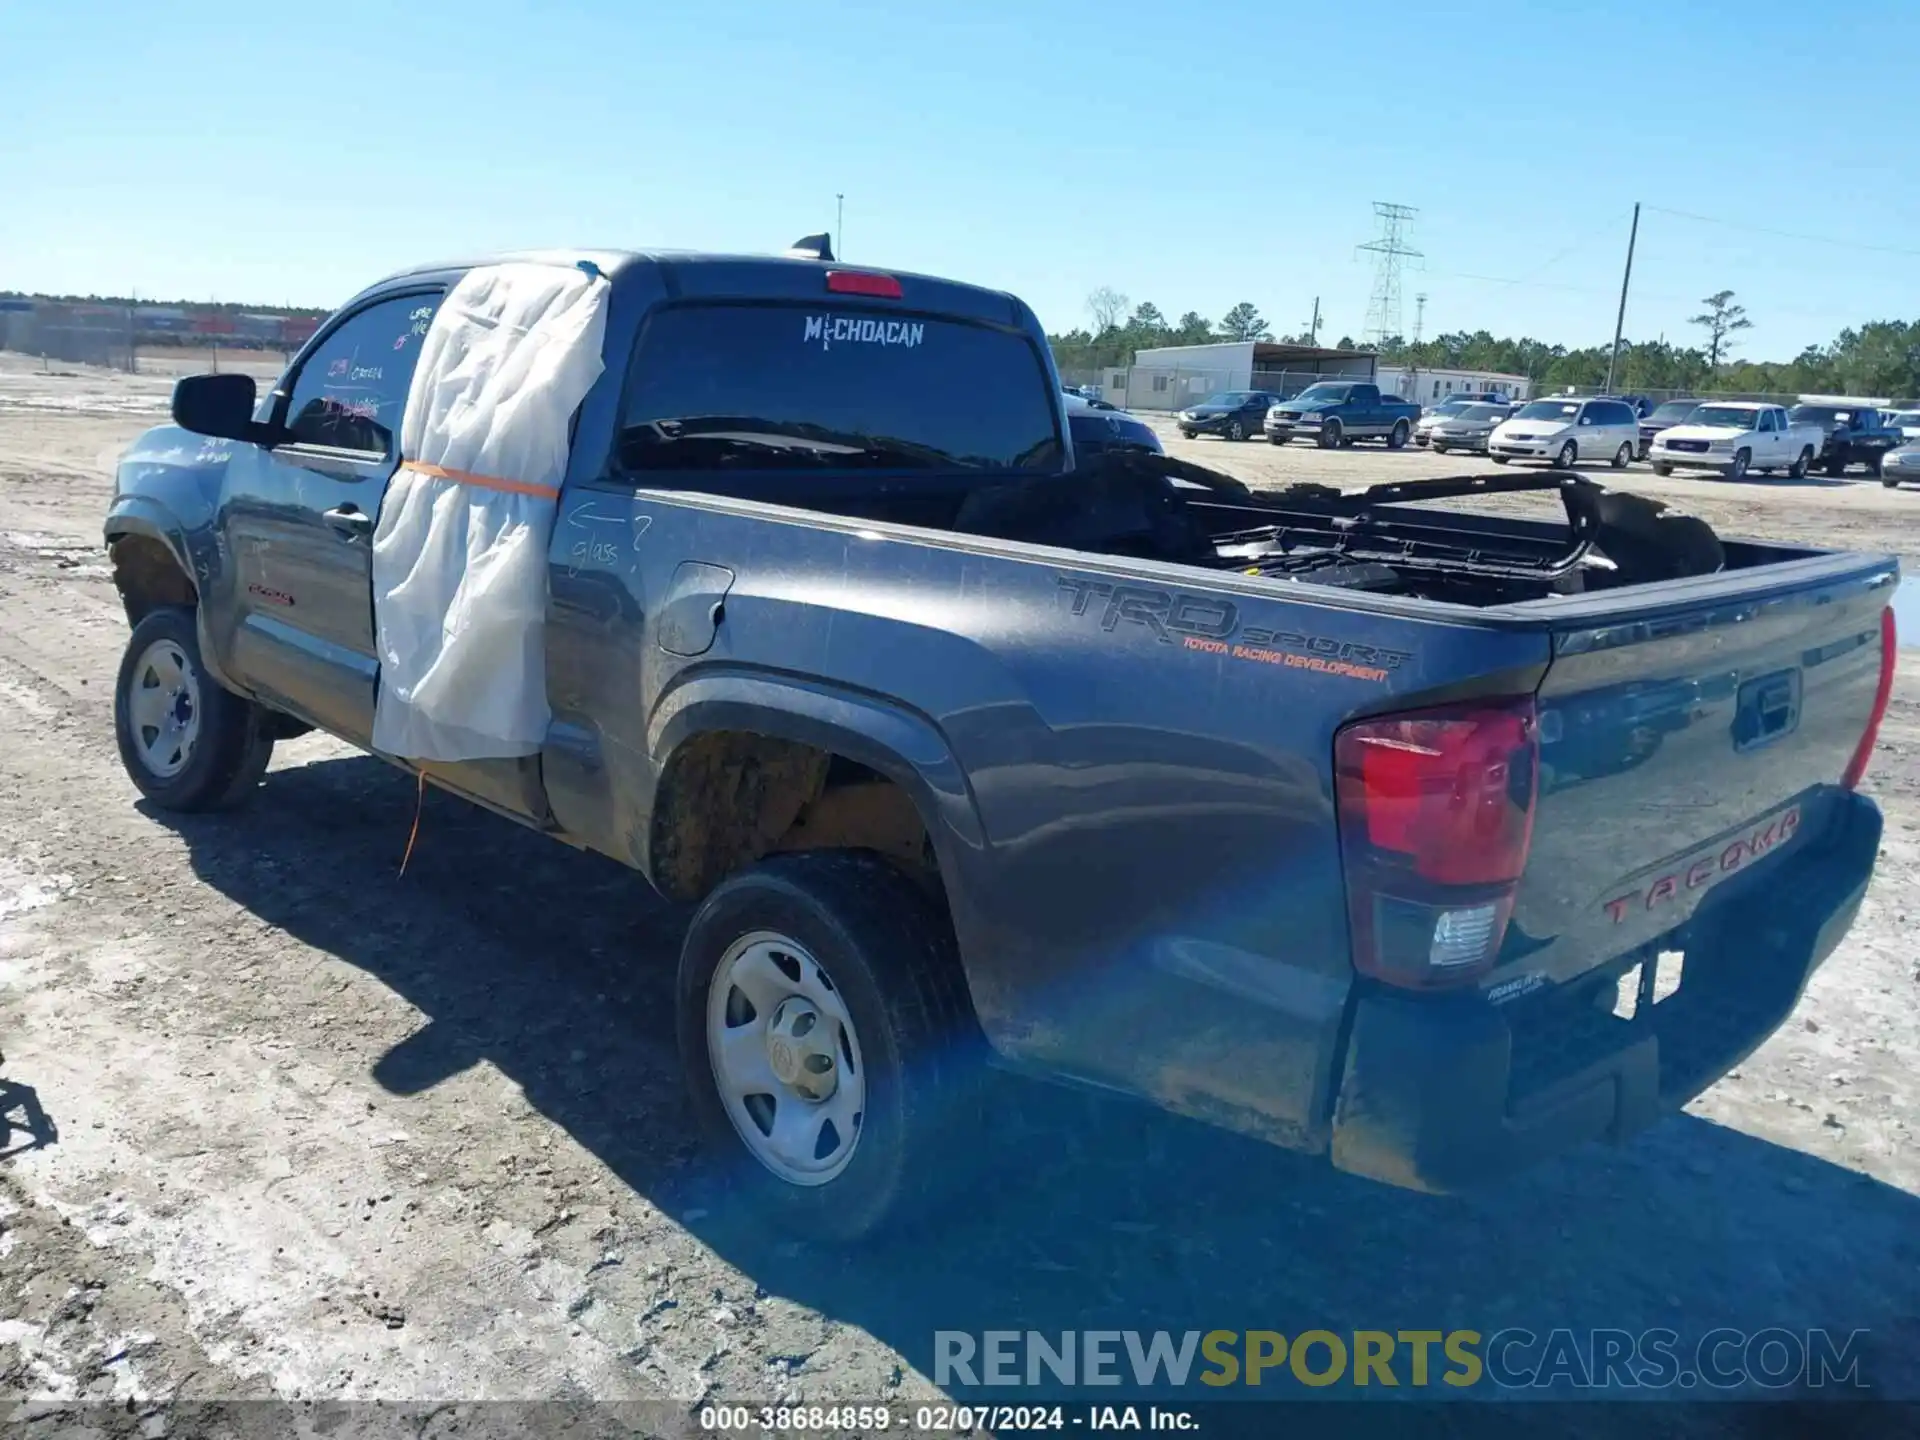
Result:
[1499, 557, 1896, 989]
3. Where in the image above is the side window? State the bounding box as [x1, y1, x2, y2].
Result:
[282, 293, 440, 455]
[1758, 410, 1776, 432]
[1577, 404, 1595, 426]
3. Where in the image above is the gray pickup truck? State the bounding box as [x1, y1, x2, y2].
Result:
[106, 246, 1897, 1241]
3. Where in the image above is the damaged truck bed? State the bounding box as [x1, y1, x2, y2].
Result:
[106, 244, 1899, 1240]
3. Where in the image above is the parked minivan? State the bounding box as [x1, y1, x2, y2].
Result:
[1489, 396, 1640, 469]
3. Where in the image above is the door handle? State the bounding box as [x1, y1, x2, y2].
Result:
[323, 504, 372, 540]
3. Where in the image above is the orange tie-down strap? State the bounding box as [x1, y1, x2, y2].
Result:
[399, 460, 560, 501]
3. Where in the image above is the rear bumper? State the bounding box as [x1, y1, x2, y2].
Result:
[1329, 789, 1882, 1194]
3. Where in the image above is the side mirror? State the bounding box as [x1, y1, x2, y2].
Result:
[171, 373, 272, 444]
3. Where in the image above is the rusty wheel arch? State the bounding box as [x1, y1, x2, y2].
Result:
[107, 533, 197, 626]
[647, 731, 944, 906]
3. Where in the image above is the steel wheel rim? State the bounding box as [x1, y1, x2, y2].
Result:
[127, 639, 200, 779]
[707, 929, 866, 1186]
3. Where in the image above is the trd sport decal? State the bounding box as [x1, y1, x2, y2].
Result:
[1055, 577, 1410, 683]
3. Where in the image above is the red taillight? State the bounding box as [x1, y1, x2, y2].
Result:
[826, 270, 903, 299]
[1841, 607, 1897, 791]
[1335, 697, 1539, 989]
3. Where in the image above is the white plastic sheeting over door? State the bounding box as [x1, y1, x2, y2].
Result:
[370, 261, 610, 762]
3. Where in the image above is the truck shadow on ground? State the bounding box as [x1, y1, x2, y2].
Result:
[148, 749, 1920, 1402]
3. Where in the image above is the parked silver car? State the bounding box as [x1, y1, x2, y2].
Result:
[1881, 441, 1920, 490]
[1428, 402, 1515, 455]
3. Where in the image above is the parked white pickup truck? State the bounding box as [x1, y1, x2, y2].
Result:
[1648, 402, 1824, 480]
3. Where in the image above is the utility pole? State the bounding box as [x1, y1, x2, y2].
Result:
[1604, 202, 1640, 395]
[1307, 296, 1321, 344]
[1412, 292, 1428, 345]
[836, 193, 844, 259]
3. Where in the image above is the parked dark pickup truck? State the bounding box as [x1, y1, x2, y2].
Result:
[1265, 381, 1422, 449]
[107, 246, 1898, 1241]
[1789, 402, 1905, 477]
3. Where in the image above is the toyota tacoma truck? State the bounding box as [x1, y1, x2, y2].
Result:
[1264, 381, 1421, 449]
[105, 246, 1898, 1241]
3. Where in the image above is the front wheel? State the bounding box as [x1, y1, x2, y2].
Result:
[1432, 443, 1449, 455]
[1227, 419, 1245, 441]
[1491, 455, 1510, 465]
[114, 606, 273, 812]
[677, 851, 981, 1242]
[1386, 419, 1410, 450]
[1788, 447, 1813, 479]
[1268, 434, 1288, 446]
[1727, 448, 1751, 482]
[1652, 462, 1673, 476]
[1317, 420, 1343, 450]
[1555, 440, 1578, 470]
[1611, 442, 1633, 469]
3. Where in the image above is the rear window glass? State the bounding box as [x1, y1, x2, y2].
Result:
[618, 304, 1062, 475]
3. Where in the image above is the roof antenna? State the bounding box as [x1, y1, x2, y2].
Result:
[786, 233, 835, 262]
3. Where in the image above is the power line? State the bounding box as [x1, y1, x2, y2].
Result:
[1643, 205, 1920, 259]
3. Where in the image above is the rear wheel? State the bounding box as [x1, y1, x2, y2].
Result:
[1611, 442, 1633, 469]
[1727, 448, 1751, 482]
[1318, 419, 1343, 450]
[1386, 419, 1410, 450]
[114, 607, 273, 812]
[1555, 440, 1578, 470]
[1825, 453, 1848, 477]
[676, 851, 981, 1242]
[1788, 447, 1812, 479]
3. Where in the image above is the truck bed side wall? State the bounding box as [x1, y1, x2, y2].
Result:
[540, 474, 1553, 1152]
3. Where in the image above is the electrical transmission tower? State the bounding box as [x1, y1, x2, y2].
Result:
[1358, 202, 1421, 346]
[1412, 293, 1428, 344]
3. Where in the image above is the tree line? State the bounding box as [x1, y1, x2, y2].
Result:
[1054, 286, 1920, 400]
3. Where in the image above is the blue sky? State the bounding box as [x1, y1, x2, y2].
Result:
[3, 0, 1915, 358]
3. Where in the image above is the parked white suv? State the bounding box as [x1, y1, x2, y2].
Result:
[1648, 402, 1824, 480]
[1489, 396, 1640, 469]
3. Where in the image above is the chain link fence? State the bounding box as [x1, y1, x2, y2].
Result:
[0, 303, 308, 376]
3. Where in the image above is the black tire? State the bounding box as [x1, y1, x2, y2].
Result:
[1268, 435, 1288, 446]
[1556, 440, 1578, 470]
[114, 606, 273, 812]
[1386, 419, 1410, 450]
[1885, 478, 1901, 489]
[1432, 443, 1449, 455]
[1728, 448, 1750, 482]
[1227, 419, 1245, 442]
[1637, 441, 1651, 460]
[1825, 454, 1848, 478]
[1653, 463, 1673, 477]
[1491, 455, 1510, 465]
[1788, 447, 1812, 479]
[1179, 428, 1195, 441]
[1611, 442, 1633, 469]
[1317, 419, 1343, 450]
[676, 851, 982, 1243]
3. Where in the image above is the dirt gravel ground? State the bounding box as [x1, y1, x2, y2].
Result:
[3, 357, 1918, 1428]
